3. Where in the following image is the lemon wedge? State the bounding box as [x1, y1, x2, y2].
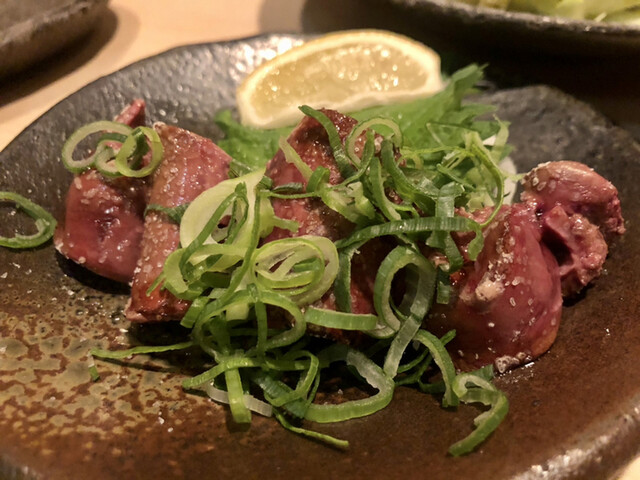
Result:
[236, 30, 444, 129]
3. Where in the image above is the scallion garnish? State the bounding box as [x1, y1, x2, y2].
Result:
[0, 192, 57, 249]
[90, 64, 514, 455]
[61, 121, 164, 178]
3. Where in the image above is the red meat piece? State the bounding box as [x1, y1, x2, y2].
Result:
[54, 171, 147, 283]
[540, 206, 608, 296]
[521, 161, 625, 240]
[125, 124, 231, 322]
[428, 204, 563, 372]
[54, 99, 148, 283]
[263, 109, 387, 342]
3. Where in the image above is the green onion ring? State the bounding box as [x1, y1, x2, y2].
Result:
[299, 106, 355, 180]
[413, 330, 458, 408]
[252, 236, 338, 306]
[336, 215, 483, 260]
[345, 117, 402, 168]
[279, 136, 313, 181]
[61, 120, 132, 174]
[0, 192, 57, 249]
[305, 344, 394, 423]
[114, 126, 163, 178]
[305, 307, 378, 331]
[448, 373, 509, 456]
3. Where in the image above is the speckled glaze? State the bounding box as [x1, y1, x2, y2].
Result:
[382, 0, 640, 55]
[0, 0, 109, 78]
[1, 35, 640, 480]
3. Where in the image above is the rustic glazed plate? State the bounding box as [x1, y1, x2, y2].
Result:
[0, 0, 110, 78]
[1, 34, 640, 480]
[381, 0, 640, 55]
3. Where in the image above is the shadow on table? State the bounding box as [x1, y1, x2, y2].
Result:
[0, 7, 118, 109]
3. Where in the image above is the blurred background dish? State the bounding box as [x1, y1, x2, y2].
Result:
[451, 0, 640, 24]
[2, 0, 640, 151]
[379, 0, 640, 55]
[0, 0, 109, 78]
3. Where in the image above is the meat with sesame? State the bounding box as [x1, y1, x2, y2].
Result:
[427, 161, 624, 372]
[54, 100, 149, 283]
[125, 124, 231, 322]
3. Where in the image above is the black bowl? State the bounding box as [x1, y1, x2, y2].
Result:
[383, 0, 640, 55]
[0, 0, 109, 78]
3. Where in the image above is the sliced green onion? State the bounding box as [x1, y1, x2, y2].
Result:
[0, 192, 57, 249]
[204, 382, 273, 417]
[305, 307, 378, 331]
[265, 351, 319, 407]
[336, 215, 483, 260]
[373, 246, 436, 337]
[82, 68, 513, 455]
[345, 117, 402, 168]
[299, 106, 355, 180]
[224, 366, 252, 423]
[182, 353, 262, 390]
[274, 409, 349, 450]
[305, 345, 395, 423]
[383, 314, 422, 378]
[114, 126, 163, 178]
[279, 136, 313, 181]
[252, 236, 339, 306]
[319, 185, 372, 226]
[413, 330, 458, 408]
[180, 295, 209, 329]
[395, 329, 456, 386]
[448, 373, 509, 456]
[306, 166, 330, 194]
[90, 341, 194, 359]
[61, 121, 132, 173]
[427, 182, 466, 272]
[257, 290, 307, 351]
[369, 156, 402, 222]
[270, 182, 305, 195]
[252, 370, 309, 419]
[156, 248, 204, 300]
[464, 132, 506, 227]
[180, 169, 270, 266]
[380, 139, 438, 213]
[377, 246, 436, 377]
[88, 354, 100, 381]
[333, 240, 367, 314]
[92, 146, 120, 177]
[145, 203, 189, 224]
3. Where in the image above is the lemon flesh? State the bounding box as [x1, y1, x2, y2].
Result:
[237, 30, 444, 129]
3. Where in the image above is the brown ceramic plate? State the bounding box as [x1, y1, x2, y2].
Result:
[1, 34, 640, 480]
[380, 0, 640, 55]
[0, 0, 110, 78]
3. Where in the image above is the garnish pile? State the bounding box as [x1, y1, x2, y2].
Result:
[87, 65, 512, 454]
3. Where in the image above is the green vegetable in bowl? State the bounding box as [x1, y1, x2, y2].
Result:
[457, 0, 640, 23]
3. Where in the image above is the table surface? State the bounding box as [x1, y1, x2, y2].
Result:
[1, 0, 639, 477]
